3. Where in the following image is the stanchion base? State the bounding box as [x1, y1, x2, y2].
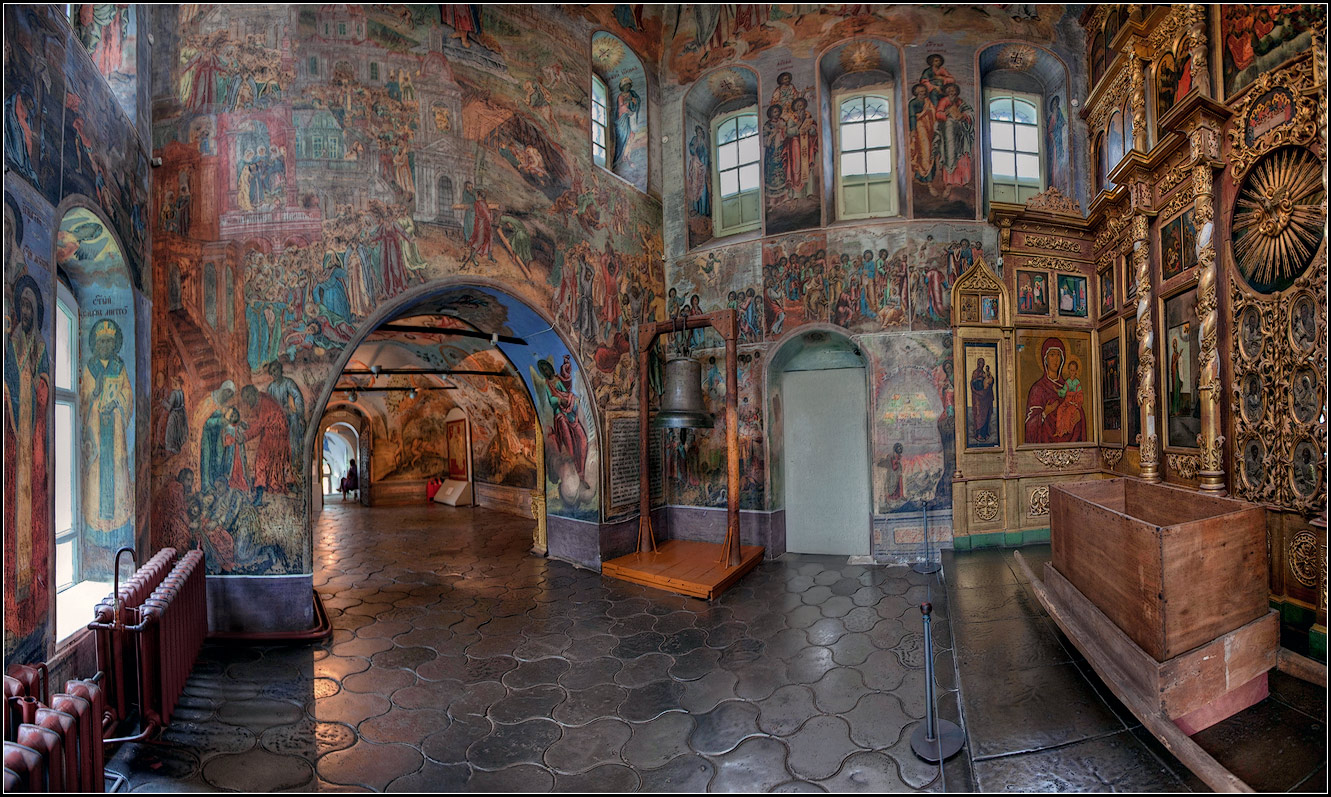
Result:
[910, 719, 965, 762]
[911, 561, 941, 574]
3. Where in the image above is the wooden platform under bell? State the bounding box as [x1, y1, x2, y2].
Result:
[602, 539, 764, 600]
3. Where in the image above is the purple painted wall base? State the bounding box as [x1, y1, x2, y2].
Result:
[658, 506, 785, 558]
[206, 575, 315, 634]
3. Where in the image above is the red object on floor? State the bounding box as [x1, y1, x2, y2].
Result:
[427, 478, 442, 502]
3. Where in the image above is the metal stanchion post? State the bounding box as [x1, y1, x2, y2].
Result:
[912, 506, 940, 574]
[910, 601, 964, 763]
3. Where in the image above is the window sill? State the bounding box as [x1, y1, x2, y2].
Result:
[56, 578, 113, 646]
[689, 226, 764, 253]
[594, 162, 655, 201]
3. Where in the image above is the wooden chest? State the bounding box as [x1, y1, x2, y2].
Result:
[1051, 478, 1268, 662]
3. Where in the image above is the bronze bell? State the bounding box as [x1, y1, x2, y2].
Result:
[653, 357, 714, 429]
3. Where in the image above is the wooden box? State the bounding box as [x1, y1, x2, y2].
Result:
[1051, 478, 1268, 662]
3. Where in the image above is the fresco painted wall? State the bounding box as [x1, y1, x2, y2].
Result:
[5, 180, 56, 665]
[4, 3, 152, 663]
[149, 5, 662, 582]
[659, 5, 1085, 558]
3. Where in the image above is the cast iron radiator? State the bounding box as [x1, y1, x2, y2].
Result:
[3, 547, 208, 792]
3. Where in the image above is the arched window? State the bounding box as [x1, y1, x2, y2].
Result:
[979, 43, 1074, 209]
[987, 93, 1043, 204]
[836, 93, 896, 218]
[818, 40, 903, 222]
[591, 75, 609, 167]
[590, 32, 648, 192]
[683, 65, 760, 247]
[712, 110, 761, 236]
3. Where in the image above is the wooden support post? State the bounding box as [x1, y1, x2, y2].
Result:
[636, 322, 657, 555]
[722, 310, 741, 568]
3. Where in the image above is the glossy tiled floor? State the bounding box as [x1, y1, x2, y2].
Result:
[105, 505, 1326, 792]
[107, 503, 963, 792]
[946, 546, 1328, 793]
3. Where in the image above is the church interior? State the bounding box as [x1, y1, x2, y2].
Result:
[3, 3, 1327, 792]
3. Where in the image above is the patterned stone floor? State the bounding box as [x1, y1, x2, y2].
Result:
[106, 503, 966, 792]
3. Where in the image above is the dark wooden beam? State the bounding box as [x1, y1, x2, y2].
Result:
[334, 385, 458, 392]
[373, 324, 527, 345]
[341, 368, 511, 377]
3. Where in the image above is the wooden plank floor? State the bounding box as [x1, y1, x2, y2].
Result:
[602, 539, 765, 600]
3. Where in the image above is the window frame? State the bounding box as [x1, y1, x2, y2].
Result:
[54, 281, 82, 635]
[834, 90, 899, 221]
[591, 74, 610, 168]
[710, 108, 762, 237]
[985, 88, 1046, 205]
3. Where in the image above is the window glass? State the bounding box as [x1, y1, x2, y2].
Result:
[988, 91, 1043, 203]
[715, 114, 759, 199]
[837, 94, 895, 219]
[591, 76, 608, 167]
[56, 300, 73, 390]
[712, 112, 761, 234]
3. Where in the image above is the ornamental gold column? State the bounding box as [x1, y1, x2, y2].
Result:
[1127, 35, 1161, 482]
[1187, 102, 1224, 492]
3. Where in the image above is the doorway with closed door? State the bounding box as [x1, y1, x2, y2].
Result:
[773, 330, 872, 556]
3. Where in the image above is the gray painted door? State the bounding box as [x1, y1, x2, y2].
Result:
[783, 367, 871, 556]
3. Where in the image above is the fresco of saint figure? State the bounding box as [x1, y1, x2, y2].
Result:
[82, 318, 134, 532]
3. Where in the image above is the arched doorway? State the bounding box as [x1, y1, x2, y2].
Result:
[313, 408, 369, 510]
[323, 421, 359, 495]
[304, 279, 603, 555]
[768, 327, 872, 556]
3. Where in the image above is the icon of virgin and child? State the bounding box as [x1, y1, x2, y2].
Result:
[1024, 337, 1085, 444]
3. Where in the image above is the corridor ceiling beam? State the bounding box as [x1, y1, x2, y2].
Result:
[341, 368, 512, 377]
[374, 324, 527, 345]
[334, 385, 459, 392]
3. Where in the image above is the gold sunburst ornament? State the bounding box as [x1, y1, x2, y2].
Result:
[1232, 147, 1325, 294]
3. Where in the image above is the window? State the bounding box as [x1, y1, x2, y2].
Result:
[338, 22, 347, 37]
[54, 282, 91, 644]
[712, 111, 761, 236]
[591, 75, 609, 167]
[837, 94, 896, 219]
[988, 92, 1043, 204]
[308, 56, 318, 76]
[369, 62, 379, 82]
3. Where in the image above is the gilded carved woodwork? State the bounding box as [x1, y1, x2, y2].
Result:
[1029, 486, 1051, 518]
[1094, 209, 1131, 252]
[1181, 112, 1226, 490]
[1101, 448, 1125, 468]
[1226, 58, 1320, 179]
[1132, 210, 1160, 480]
[953, 263, 1003, 293]
[1232, 147, 1325, 293]
[1289, 530, 1321, 588]
[1230, 256, 1327, 515]
[1035, 449, 1085, 469]
[1184, 5, 1211, 98]
[1022, 234, 1083, 254]
[1017, 256, 1087, 274]
[1157, 185, 1196, 225]
[1128, 36, 1147, 151]
[1088, 68, 1131, 133]
[1024, 187, 1084, 216]
[1166, 453, 1200, 479]
[1145, 4, 1193, 55]
[1157, 159, 1190, 196]
[973, 489, 1000, 522]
